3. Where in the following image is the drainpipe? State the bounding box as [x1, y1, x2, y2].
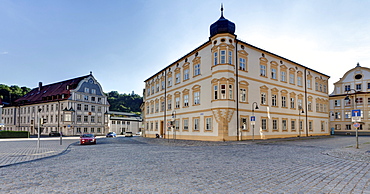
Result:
[235, 40, 240, 141]
[164, 70, 167, 139]
[304, 68, 308, 137]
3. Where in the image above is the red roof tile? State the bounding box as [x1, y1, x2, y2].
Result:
[15, 74, 91, 105]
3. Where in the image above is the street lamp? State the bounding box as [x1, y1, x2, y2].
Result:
[251, 102, 259, 142]
[344, 89, 359, 149]
[298, 106, 304, 137]
[172, 111, 176, 141]
[37, 108, 42, 148]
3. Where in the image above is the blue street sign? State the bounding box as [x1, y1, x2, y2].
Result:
[251, 116, 255, 121]
[352, 109, 361, 117]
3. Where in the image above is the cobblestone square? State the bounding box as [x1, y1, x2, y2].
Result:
[0, 136, 369, 193]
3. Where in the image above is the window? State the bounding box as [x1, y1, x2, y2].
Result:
[345, 85, 351, 91]
[271, 69, 277, 79]
[220, 50, 226, 64]
[184, 69, 189, 81]
[356, 84, 362, 91]
[155, 102, 159, 112]
[91, 128, 94, 133]
[267, 119, 276, 132]
[151, 86, 154, 94]
[91, 96, 95, 102]
[335, 112, 341, 119]
[98, 116, 102, 123]
[281, 71, 286, 82]
[282, 96, 286, 108]
[183, 119, 189, 130]
[289, 73, 295, 84]
[229, 85, 233, 99]
[261, 119, 267, 131]
[282, 120, 287, 131]
[194, 64, 201, 76]
[346, 125, 351, 130]
[240, 117, 248, 130]
[261, 93, 266, 105]
[84, 95, 88, 101]
[175, 97, 180, 108]
[308, 101, 312, 111]
[97, 106, 102, 112]
[161, 101, 165, 111]
[260, 65, 266, 76]
[194, 118, 199, 130]
[321, 121, 325, 131]
[77, 115, 81, 122]
[168, 77, 172, 87]
[272, 95, 277, 106]
[84, 116, 88, 122]
[345, 111, 351, 119]
[84, 128, 88, 133]
[175, 120, 179, 130]
[214, 52, 218, 65]
[214, 85, 218, 100]
[297, 76, 302, 86]
[291, 120, 296, 131]
[206, 117, 212, 131]
[239, 58, 246, 70]
[167, 99, 172, 110]
[307, 79, 311, 89]
[194, 92, 200, 105]
[220, 85, 226, 99]
[357, 97, 363, 104]
[228, 51, 233, 64]
[151, 104, 154, 113]
[334, 100, 340, 107]
[77, 128, 81, 133]
[290, 98, 295, 109]
[84, 87, 89, 93]
[175, 73, 181, 84]
[240, 88, 246, 102]
[161, 81, 165, 90]
[368, 83, 370, 89]
[91, 106, 95, 112]
[91, 89, 96, 94]
[91, 116, 95, 123]
[84, 105, 89, 111]
[184, 95, 189, 107]
[77, 104, 81, 110]
[156, 83, 159, 92]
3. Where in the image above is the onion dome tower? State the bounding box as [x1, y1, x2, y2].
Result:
[210, 4, 236, 37]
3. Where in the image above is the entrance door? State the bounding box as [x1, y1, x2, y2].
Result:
[160, 121, 164, 136]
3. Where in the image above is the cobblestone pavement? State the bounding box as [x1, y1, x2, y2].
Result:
[0, 136, 370, 193]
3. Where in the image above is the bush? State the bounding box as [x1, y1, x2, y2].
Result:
[0, 131, 29, 138]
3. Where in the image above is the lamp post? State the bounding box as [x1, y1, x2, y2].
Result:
[298, 106, 304, 137]
[172, 111, 176, 141]
[344, 89, 359, 149]
[251, 102, 259, 142]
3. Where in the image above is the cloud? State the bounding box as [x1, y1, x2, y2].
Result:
[1, 52, 9, 55]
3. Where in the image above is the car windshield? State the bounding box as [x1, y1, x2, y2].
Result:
[82, 134, 94, 138]
[108, 132, 114, 134]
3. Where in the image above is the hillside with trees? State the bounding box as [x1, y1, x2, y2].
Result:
[0, 84, 143, 115]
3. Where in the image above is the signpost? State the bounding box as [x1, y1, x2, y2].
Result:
[251, 116, 256, 141]
[351, 109, 361, 149]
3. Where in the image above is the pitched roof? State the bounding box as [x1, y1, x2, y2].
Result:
[15, 74, 91, 105]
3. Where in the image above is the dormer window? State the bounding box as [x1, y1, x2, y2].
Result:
[84, 87, 89, 93]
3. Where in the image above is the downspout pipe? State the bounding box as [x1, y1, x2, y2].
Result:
[304, 68, 308, 137]
[235, 40, 240, 141]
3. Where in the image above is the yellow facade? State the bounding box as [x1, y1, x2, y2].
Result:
[143, 10, 330, 141]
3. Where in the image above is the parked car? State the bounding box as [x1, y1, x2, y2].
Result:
[49, 131, 60, 137]
[80, 134, 96, 145]
[106, 132, 117, 138]
[125, 132, 133, 137]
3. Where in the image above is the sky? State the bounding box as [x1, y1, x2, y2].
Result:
[1, 0, 370, 96]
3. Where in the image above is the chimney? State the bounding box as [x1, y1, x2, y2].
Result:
[39, 82, 42, 91]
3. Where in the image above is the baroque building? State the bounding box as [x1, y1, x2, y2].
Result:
[329, 63, 370, 135]
[1, 73, 110, 136]
[142, 7, 330, 141]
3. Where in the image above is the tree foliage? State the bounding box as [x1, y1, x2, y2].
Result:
[107, 91, 143, 115]
[0, 84, 143, 115]
[0, 84, 31, 103]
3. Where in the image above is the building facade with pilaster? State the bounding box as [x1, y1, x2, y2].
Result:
[1, 73, 110, 136]
[329, 63, 370, 135]
[143, 8, 330, 141]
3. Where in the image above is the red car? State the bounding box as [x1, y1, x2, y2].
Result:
[80, 134, 96, 145]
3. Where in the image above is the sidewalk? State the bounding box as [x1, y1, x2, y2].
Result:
[0, 137, 79, 168]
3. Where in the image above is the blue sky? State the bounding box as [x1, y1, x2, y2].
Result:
[1, 0, 370, 95]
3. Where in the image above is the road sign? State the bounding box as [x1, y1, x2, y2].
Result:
[251, 116, 255, 122]
[352, 109, 361, 117]
[353, 123, 360, 128]
[352, 116, 361, 122]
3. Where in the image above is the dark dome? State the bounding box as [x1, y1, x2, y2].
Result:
[210, 7, 235, 37]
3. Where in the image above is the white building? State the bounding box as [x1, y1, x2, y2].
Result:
[107, 111, 142, 135]
[329, 63, 370, 135]
[143, 7, 330, 141]
[2, 73, 110, 136]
